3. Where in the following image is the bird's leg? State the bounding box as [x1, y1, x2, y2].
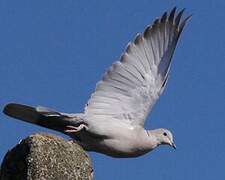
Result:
[64, 124, 88, 134]
[67, 139, 84, 148]
[68, 139, 78, 144]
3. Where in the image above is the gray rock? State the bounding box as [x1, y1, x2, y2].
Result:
[0, 133, 93, 180]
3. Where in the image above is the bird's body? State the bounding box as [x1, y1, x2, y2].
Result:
[77, 123, 155, 157]
[3, 8, 190, 158]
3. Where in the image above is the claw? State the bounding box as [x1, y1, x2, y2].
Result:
[64, 124, 88, 134]
[68, 139, 78, 144]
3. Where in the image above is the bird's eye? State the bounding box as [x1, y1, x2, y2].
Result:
[163, 132, 167, 136]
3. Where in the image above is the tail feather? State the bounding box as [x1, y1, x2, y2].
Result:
[3, 103, 84, 133]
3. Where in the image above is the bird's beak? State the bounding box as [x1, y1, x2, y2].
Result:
[171, 142, 176, 149]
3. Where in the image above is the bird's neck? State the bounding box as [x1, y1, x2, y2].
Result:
[146, 129, 161, 148]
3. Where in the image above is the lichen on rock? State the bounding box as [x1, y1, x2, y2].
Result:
[0, 133, 93, 180]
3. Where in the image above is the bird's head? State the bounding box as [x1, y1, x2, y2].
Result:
[149, 128, 176, 149]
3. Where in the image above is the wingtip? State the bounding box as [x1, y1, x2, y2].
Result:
[169, 7, 177, 21]
[153, 18, 160, 25]
[171, 6, 177, 13]
[180, 8, 186, 13]
[175, 8, 185, 27]
[176, 13, 192, 38]
[161, 12, 167, 23]
[184, 14, 193, 22]
[179, 14, 192, 30]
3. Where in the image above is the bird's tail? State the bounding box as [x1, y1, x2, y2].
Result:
[3, 103, 84, 134]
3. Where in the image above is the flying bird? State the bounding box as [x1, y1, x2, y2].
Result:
[3, 8, 190, 158]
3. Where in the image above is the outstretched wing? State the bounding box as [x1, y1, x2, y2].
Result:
[85, 8, 190, 127]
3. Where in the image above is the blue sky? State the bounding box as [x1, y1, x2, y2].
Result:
[0, 1, 224, 179]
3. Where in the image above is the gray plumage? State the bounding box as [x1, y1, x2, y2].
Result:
[3, 103, 84, 134]
[3, 8, 190, 158]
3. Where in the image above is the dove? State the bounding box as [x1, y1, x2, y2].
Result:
[3, 8, 190, 158]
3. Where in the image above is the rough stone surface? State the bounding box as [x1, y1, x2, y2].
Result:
[0, 133, 93, 180]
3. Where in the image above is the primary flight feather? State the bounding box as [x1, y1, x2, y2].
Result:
[3, 7, 190, 158]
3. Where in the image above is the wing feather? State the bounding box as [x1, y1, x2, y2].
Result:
[85, 8, 190, 127]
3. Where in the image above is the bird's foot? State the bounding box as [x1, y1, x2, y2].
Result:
[64, 124, 88, 134]
[67, 139, 80, 144]
[68, 139, 77, 144]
